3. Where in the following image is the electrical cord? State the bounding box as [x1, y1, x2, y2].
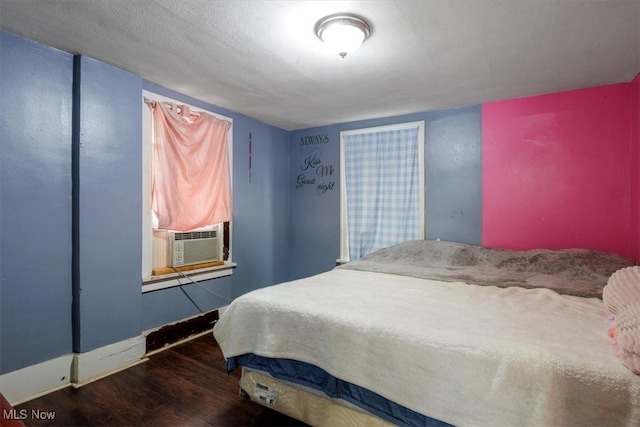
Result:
[178, 285, 204, 313]
[171, 267, 233, 314]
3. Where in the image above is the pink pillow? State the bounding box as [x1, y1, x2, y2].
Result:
[603, 266, 640, 375]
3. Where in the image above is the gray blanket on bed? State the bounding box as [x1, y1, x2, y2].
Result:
[337, 240, 635, 298]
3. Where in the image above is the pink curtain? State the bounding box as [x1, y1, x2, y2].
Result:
[152, 102, 232, 231]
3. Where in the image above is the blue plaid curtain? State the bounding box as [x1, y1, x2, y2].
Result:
[344, 126, 421, 261]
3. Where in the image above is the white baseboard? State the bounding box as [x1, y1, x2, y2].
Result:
[71, 335, 146, 386]
[0, 353, 74, 406]
[0, 334, 147, 406]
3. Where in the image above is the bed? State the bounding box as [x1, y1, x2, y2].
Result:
[213, 240, 640, 426]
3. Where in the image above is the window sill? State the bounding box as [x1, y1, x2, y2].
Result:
[142, 262, 237, 293]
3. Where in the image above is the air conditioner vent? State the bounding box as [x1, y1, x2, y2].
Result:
[174, 230, 217, 241]
[166, 227, 221, 267]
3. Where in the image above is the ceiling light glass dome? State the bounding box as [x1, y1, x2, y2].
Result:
[315, 14, 371, 58]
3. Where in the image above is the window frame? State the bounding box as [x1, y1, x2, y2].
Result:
[339, 121, 426, 262]
[141, 90, 235, 291]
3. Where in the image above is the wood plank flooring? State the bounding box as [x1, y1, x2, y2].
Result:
[15, 334, 307, 427]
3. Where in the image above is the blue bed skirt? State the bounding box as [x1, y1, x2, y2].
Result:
[226, 354, 452, 427]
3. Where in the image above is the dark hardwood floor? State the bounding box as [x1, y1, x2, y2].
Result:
[15, 334, 308, 427]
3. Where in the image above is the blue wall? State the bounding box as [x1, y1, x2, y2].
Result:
[73, 56, 143, 352]
[424, 107, 482, 243]
[288, 106, 482, 280]
[0, 31, 290, 374]
[229, 116, 291, 298]
[0, 32, 74, 373]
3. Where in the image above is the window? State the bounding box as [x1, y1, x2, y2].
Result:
[142, 90, 235, 290]
[339, 121, 425, 261]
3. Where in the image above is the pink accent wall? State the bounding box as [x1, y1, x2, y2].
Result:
[483, 83, 633, 259]
[631, 73, 640, 260]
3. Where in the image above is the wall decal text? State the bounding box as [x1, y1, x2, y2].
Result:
[296, 133, 335, 196]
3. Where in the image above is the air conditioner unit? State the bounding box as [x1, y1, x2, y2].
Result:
[166, 227, 222, 267]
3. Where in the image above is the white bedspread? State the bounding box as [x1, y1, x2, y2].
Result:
[213, 269, 640, 427]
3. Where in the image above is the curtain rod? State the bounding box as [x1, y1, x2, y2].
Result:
[144, 97, 181, 110]
[144, 97, 204, 118]
[144, 97, 175, 111]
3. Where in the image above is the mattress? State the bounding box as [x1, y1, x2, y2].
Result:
[239, 367, 394, 427]
[230, 354, 448, 426]
[214, 241, 640, 426]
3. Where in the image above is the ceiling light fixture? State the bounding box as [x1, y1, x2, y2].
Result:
[315, 14, 371, 58]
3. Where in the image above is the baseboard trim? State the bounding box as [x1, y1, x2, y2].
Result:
[0, 310, 222, 406]
[0, 354, 74, 406]
[71, 335, 146, 386]
[70, 357, 148, 389]
[145, 329, 213, 357]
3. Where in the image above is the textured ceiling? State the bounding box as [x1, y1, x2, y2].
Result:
[1, 0, 638, 131]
